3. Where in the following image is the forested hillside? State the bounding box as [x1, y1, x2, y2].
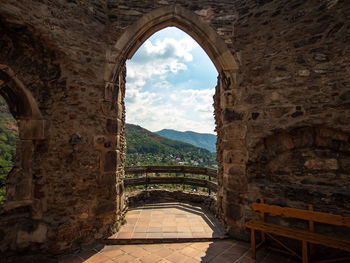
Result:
[156, 129, 217, 152]
[125, 124, 217, 168]
[0, 96, 18, 205]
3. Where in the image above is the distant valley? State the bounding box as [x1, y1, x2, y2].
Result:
[125, 124, 217, 168]
[156, 129, 216, 152]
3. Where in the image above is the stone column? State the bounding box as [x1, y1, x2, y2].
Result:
[217, 70, 249, 239]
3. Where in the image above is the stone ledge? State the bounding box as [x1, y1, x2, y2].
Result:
[126, 189, 217, 216]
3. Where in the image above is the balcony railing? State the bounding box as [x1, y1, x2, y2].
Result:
[124, 165, 218, 194]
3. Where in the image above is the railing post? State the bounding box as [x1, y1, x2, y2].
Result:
[208, 175, 211, 196]
[145, 172, 148, 190]
[183, 173, 185, 191]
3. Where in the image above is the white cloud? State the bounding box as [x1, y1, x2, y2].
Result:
[126, 88, 215, 134]
[126, 35, 197, 89]
[125, 28, 217, 134]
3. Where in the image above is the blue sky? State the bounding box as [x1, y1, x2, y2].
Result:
[125, 27, 218, 134]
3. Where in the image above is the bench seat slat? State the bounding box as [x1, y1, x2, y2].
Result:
[245, 220, 350, 252]
[252, 203, 350, 227]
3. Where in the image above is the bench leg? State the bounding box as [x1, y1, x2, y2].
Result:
[251, 228, 256, 259]
[302, 240, 308, 263]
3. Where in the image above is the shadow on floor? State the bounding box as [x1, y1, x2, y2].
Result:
[4, 240, 298, 263]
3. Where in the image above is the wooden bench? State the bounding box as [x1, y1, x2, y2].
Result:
[244, 198, 350, 263]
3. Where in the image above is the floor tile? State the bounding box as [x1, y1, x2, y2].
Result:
[84, 253, 110, 263]
[166, 252, 193, 263]
[111, 254, 136, 263]
[100, 248, 125, 259]
[139, 253, 162, 263]
[113, 202, 226, 240]
[152, 247, 174, 258]
[127, 246, 149, 258]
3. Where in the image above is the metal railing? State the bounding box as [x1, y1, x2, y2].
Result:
[124, 165, 218, 194]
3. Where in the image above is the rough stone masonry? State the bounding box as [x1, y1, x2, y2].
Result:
[0, 0, 349, 255]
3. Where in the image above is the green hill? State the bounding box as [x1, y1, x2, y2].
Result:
[126, 124, 209, 154]
[125, 124, 216, 167]
[155, 129, 217, 152]
[0, 96, 18, 204]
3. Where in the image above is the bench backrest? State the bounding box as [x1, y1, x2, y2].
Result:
[252, 198, 350, 228]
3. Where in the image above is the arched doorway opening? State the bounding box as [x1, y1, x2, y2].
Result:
[124, 26, 218, 193]
[0, 64, 46, 206]
[106, 4, 242, 236]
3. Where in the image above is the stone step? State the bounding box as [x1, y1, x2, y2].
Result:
[104, 235, 230, 245]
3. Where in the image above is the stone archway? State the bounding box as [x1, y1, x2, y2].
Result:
[106, 4, 238, 82]
[105, 4, 247, 238]
[0, 64, 47, 208]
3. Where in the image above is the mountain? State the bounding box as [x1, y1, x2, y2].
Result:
[125, 124, 216, 167]
[155, 129, 216, 152]
[125, 124, 209, 155]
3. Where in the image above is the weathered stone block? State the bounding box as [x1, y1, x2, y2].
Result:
[18, 120, 47, 140]
[223, 173, 248, 191]
[224, 163, 246, 176]
[54, 225, 79, 242]
[221, 139, 245, 150]
[291, 127, 314, 148]
[304, 158, 338, 170]
[95, 200, 115, 216]
[339, 157, 350, 171]
[104, 150, 117, 172]
[69, 133, 83, 144]
[17, 222, 47, 245]
[106, 119, 122, 134]
[222, 123, 247, 140]
[223, 149, 248, 164]
[223, 202, 242, 222]
[100, 172, 116, 185]
[222, 108, 244, 122]
[265, 133, 294, 154]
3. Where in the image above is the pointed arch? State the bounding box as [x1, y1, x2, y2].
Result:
[0, 64, 42, 121]
[0, 64, 47, 205]
[107, 5, 238, 82]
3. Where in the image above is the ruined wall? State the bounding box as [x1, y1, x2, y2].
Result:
[0, 0, 126, 255]
[0, 0, 349, 255]
[231, 0, 350, 238]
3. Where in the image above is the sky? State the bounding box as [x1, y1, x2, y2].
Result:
[125, 27, 218, 134]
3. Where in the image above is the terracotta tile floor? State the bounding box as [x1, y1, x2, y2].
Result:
[4, 203, 298, 263]
[57, 240, 297, 263]
[109, 203, 226, 240]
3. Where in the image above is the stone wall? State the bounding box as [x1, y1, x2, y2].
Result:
[127, 190, 217, 216]
[0, 0, 126, 255]
[0, 0, 349, 255]
[231, 0, 350, 239]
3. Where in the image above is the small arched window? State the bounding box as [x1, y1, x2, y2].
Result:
[0, 95, 18, 205]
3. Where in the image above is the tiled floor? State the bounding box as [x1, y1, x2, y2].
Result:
[57, 240, 297, 263]
[5, 203, 298, 263]
[109, 203, 226, 240]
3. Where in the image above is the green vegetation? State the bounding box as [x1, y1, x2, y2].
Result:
[125, 124, 217, 193]
[125, 124, 217, 168]
[0, 96, 18, 205]
[156, 129, 217, 152]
